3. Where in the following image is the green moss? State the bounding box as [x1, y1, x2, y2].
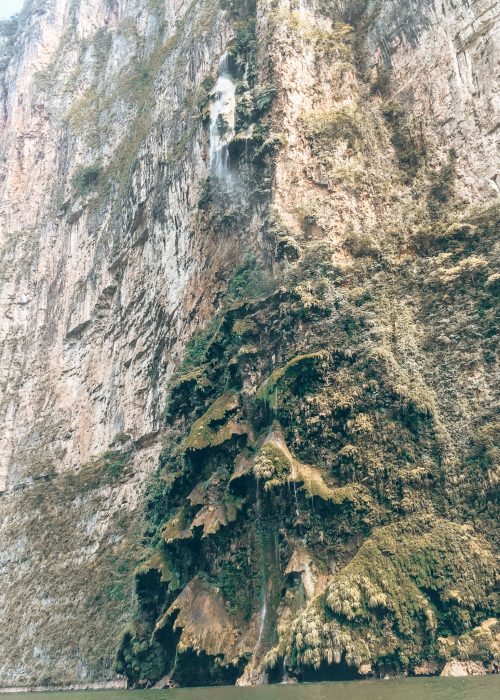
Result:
[178, 319, 220, 375]
[293, 462, 369, 506]
[171, 367, 211, 393]
[257, 352, 326, 405]
[183, 391, 241, 451]
[115, 624, 168, 685]
[71, 165, 103, 197]
[161, 507, 193, 543]
[439, 619, 500, 665]
[226, 253, 275, 303]
[117, 13, 499, 682]
[254, 443, 292, 490]
[135, 548, 179, 589]
[213, 546, 255, 619]
[289, 518, 497, 672]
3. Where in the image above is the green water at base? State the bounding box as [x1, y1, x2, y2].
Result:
[2, 677, 500, 700]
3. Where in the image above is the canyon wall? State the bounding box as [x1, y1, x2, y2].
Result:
[0, 0, 498, 687]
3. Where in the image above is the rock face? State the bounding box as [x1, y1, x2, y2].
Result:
[0, 0, 498, 689]
[367, 0, 500, 198]
[0, 0, 242, 686]
[440, 660, 483, 677]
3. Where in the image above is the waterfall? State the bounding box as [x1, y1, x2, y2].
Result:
[255, 596, 268, 657]
[236, 479, 272, 685]
[209, 52, 235, 184]
[292, 479, 300, 519]
[253, 479, 268, 664]
[282, 654, 290, 684]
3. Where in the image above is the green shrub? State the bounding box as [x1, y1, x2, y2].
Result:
[427, 151, 457, 218]
[382, 101, 422, 178]
[226, 253, 274, 302]
[344, 231, 381, 259]
[72, 165, 103, 196]
[103, 450, 130, 480]
[304, 106, 362, 153]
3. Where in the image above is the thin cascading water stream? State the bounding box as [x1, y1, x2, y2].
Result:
[255, 597, 268, 659]
[281, 654, 290, 684]
[209, 52, 235, 187]
[292, 479, 300, 519]
[253, 479, 269, 667]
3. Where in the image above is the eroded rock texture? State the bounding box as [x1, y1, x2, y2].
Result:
[0, 0, 498, 689]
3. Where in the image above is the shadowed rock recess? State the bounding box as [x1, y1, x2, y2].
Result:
[0, 0, 498, 689]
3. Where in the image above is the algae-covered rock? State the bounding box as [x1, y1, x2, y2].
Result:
[253, 431, 371, 506]
[183, 391, 247, 451]
[190, 505, 228, 537]
[161, 507, 193, 544]
[135, 549, 178, 587]
[292, 462, 369, 506]
[111, 3, 500, 690]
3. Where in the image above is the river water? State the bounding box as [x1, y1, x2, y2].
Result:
[2, 677, 499, 700]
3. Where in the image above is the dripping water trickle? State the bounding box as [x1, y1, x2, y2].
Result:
[292, 479, 300, 519]
[281, 654, 290, 684]
[255, 596, 268, 660]
[253, 478, 268, 668]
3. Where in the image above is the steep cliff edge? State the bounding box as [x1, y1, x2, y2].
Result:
[0, 0, 498, 689]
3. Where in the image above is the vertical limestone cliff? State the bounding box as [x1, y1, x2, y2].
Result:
[0, 0, 498, 689]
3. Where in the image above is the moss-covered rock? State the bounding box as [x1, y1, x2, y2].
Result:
[438, 618, 500, 668]
[286, 518, 497, 675]
[254, 442, 292, 490]
[116, 2, 500, 688]
[257, 352, 327, 406]
[183, 391, 244, 451]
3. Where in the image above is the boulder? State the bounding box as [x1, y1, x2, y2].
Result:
[440, 660, 486, 677]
